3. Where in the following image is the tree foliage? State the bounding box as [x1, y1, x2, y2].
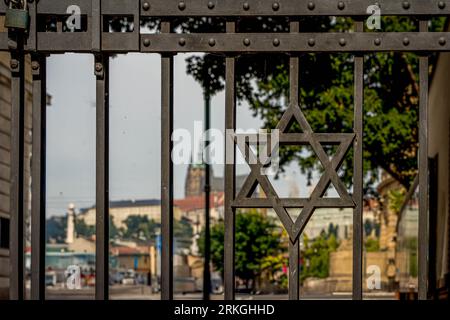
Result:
[198, 209, 281, 288]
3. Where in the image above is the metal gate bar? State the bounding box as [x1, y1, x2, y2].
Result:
[160, 20, 174, 300]
[224, 20, 237, 301]
[287, 19, 300, 301]
[30, 54, 46, 301]
[95, 54, 110, 300]
[9, 38, 25, 301]
[0, 0, 437, 301]
[353, 20, 364, 301]
[418, 19, 430, 300]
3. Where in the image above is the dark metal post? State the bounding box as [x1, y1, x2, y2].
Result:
[353, 20, 364, 301]
[288, 20, 300, 300]
[203, 88, 211, 300]
[161, 20, 174, 300]
[95, 54, 110, 300]
[418, 19, 429, 301]
[30, 55, 47, 300]
[9, 34, 25, 301]
[224, 20, 236, 301]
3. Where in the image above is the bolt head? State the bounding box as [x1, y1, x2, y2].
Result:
[273, 38, 280, 47]
[339, 38, 346, 46]
[178, 1, 186, 10]
[179, 38, 186, 46]
[243, 38, 251, 46]
[402, 1, 410, 9]
[143, 38, 151, 47]
[438, 1, 446, 9]
[374, 38, 381, 46]
[31, 61, 39, 70]
[10, 60, 18, 69]
[208, 38, 216, 47]
[307, 2, 315, 10]
[207, 1, 215, 9]
[403, 37, 410, 46]
[142, 2, 150, 11]
[308, 38, 315, 46]
[439, 37, 446, 45]
[337, 1, 345, 10]
[243, 2, 250, 10]
[272, 2, 280, 11]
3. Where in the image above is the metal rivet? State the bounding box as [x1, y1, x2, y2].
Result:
[10, 59, 18, 69]
[179, 38, 186, 46]
[339, 38, 346, 46]
[402, 1, 410, 9]
[143, 38, 151, 47]
[209, 38, 216, 47]
[403, 37, 410, 46]
[142, 2, 150, 11]
[273, 38, 280, 47]
[337, 1, 345, 10]
[243, 38, 251, 46]
[272, 2, 280, 11]
[307, 2, 315, 10]
[374, 38, 381, 46]
[438, 1, 446, 9]
[439, 37, 446, 45]
[207, 1, 215, 9]
[178, 1, 186, 10]
[95, 63, 103, 72]
[31, 61, 39, 71]
[243, 2, 250, 10]
[308, 38, 315, 46]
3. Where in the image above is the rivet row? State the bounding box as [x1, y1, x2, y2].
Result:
[141, 1, 448, 12]
[140, 37, 449, 48]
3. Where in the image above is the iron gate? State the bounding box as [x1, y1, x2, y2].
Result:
[0, 0, 442, 300]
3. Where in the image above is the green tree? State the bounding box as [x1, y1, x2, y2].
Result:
[75, 218, 95, 238]
[301, 231, 339, 280]
[174, 216, 194, 251]
[46, 216, 66, 243]
[199, 209, 281, 290]
[122, 215, 159, 242]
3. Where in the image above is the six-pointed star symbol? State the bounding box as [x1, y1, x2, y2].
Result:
[233, 104, 356, 242]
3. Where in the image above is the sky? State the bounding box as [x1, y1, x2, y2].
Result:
[45, 53, 310, 217]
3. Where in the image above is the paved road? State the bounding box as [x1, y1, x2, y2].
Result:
[43, 286, 395, 300]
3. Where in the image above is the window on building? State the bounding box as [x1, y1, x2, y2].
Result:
[0, 217, 9, 249]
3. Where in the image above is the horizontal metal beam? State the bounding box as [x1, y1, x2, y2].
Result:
[233, 197, 356, 208]
[140, 0, 450, 16]
[0, 0, 448, 16]
[14, 32, 450, 53]
[141, 32, 450, 53]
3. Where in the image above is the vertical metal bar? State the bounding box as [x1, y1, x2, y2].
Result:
[288, 240, 299, 299]
[95, 54, 109, 300]
[9, 42, 25, 301]
[203, 90, 211, 300]
[161, 20, 174, 301]
[224, 20, 236, 301]
[353, 20, 364, 301]
[288, 20, 300, 300]
[418, 19, 429, 301]
[30, 55, 47, 301]
[92, 0, 101, 52]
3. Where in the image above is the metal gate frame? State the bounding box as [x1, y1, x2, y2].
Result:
[0, 0, 439, 300]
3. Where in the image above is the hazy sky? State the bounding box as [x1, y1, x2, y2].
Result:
[45, 53, 310, 217]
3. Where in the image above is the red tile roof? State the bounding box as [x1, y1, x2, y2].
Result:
[174, 192, 224, 212]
